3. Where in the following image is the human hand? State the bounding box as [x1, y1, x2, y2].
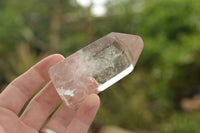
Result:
[0, 54, 100, 133]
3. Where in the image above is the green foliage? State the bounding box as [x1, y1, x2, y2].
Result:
[0, 0, 200, 132]
[163, 114, 200, 133]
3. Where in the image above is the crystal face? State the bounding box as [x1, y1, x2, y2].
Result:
[49, 33, 144, 108]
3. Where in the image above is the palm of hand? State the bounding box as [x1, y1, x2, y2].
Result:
[0, 55, 100, 133]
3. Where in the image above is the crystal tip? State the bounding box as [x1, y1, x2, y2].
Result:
[107, 32, 144, 66]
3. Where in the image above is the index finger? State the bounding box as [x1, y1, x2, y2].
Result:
[0, 54, 64, 114]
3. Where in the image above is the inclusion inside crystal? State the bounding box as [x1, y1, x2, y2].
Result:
[81, 38, 133, 91]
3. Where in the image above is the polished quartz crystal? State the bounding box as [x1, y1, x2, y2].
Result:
[48, 32, 143, 108]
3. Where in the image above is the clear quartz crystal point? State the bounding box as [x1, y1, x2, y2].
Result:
[49, 32, 144, 109]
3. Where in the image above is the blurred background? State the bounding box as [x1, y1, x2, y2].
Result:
[0, 0, 200, 132]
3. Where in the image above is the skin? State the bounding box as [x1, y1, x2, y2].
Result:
[0, 54, 100, 133]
